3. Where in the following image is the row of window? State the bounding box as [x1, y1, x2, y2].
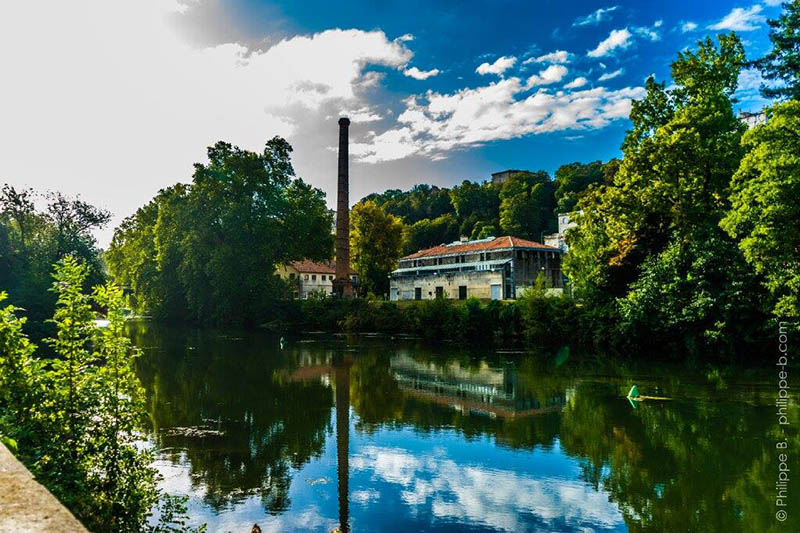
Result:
[288, 273, 357, 283]
[401, 250, 558, 269]
[288, 273, 334, 281]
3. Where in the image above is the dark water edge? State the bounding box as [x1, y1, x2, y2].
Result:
[127, 320, 799, 532]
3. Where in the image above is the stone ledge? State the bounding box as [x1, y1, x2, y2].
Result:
[0, 442, 87, 533]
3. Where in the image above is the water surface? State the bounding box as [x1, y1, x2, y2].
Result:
[129, 322, 798, 532]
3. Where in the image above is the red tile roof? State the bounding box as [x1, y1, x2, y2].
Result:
[289, 260, 355, 275]
[401, 236, 559, 260]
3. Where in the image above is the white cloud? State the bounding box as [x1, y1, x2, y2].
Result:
[735, 67, 778, 108]
[524, 50, 570, 64]
[351, 445, 626, 532]
[338, 106, 383, 122]
[587, 28, 632, 57]
[708, 5, 765, 32]
[351, 489, 380, 505]
[396, 33, 415, 42]
[352, 77, 645, 163]
[654, 20, 663, 28]
[681, 21, 698, 33]
[526, 65, 568, 87]
[737, 68, 764, 92]
[763, 0, 783, 6]
[573, 6, 620, 27]
[404, 66, 441, 80]
[598, 68, 625, 81]
[0, 1, 417, 245]
[632, 25, 661, 41]
[476, 56, 517, 76]
[564, 77, 588, 89]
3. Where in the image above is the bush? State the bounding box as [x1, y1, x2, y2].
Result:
[0, 257, 200, 532]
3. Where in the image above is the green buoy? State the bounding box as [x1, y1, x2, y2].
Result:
[628, 385, 640, 399]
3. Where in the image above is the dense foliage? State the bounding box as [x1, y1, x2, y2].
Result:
[564, 33, 786, 355]
[721, 100, 800, 318]
[273, 292, 590, 350]
[0, 186, 108, 337]
[0, 258, 200, 531]
[361, 165, 611, 258]
[750, 0, 800, 101]
[106, 138, 334, 327]
[350, 200, 405, 297]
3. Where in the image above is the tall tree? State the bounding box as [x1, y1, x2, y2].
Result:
[751, 0, 800, 100]
[721, 100, 800, 319]
[499, 171, 556, 241]
[553, 161, 606, 213]
[0, 186, 107, 335]
[350, 201, 405, 297]
[106, 138, 334, 326]
[566, 34, 768, 353]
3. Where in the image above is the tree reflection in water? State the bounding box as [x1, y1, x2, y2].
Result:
[131, 322, 799, 532]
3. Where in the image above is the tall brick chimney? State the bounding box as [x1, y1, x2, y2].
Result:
[333, 117, 354, 298]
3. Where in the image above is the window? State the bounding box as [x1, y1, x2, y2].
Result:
[321, 275, 326, 281]
[459, 286, 467, 300]
[414, 287, 422, 300]
[311, 274, 316, 281]
[435, 286, 444, 299]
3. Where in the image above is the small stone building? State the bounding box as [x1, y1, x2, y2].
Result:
[491, 169, 528, 186]
[543, 211, 579, 252]
[390, 236, 562, 301]
[277, 260, 357, 299]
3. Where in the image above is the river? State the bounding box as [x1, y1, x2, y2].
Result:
[128, 321, 798, 532]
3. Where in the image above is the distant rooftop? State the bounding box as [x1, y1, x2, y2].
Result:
[491, 169, 525, 177]
[289, 260, 354, 275]
[401, 236, 558, 260]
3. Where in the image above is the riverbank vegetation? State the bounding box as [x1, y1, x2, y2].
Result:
[0, 186, 109, 338]
[272, 286, 601, 352]
[0, 257, 200, 531]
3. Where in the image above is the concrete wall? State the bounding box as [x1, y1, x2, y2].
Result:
[391, 270, 504, 300]
[0, 442, 87, 532]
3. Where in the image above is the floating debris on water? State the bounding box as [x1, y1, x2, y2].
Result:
[162, 426, 225, 438]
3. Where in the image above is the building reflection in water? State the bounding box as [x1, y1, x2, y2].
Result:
[333, 354, 352, 533]
[283, 351, 353, 533]
[389, 353, 566, 419]
[283, 348, 567, 532]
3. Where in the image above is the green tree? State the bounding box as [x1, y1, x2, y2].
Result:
[402, 213, 460, 254]
[553, 161, 605, 213]
[721, 100, 800, 318]
[107, 138, 334, 327]
[751, 0, 800, 100]
[566, 34, 768, 353]
[0, 186, 108, 337]
[350, 200, 405, 297]
[499, 171, 556, 241]
[362, 184, 455, 223]
[0, 291, 42, 442]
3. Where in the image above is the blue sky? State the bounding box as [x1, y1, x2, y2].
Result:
[0, 1, 784, 245]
